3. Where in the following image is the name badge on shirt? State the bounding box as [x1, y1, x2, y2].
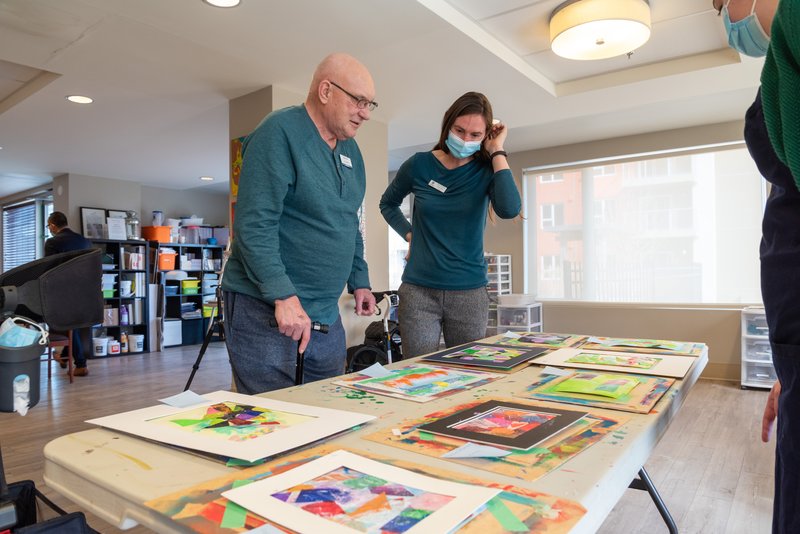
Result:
[340, 154, 353, 168]
[428, 179, 447, 193]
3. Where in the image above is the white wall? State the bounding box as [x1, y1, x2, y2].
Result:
[52, 173, 227, 232]
[141, 185, 228, 227]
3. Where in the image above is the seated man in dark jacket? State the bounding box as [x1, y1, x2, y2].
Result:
[45, 211, 93, 376]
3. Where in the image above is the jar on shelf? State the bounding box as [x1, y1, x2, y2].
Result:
[125, 211, 141, 240]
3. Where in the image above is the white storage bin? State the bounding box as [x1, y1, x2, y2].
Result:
[745, 362, 777, 384]
[497, 303, 542, 328]
[163, 318, 182, 347]
[744, 314, 769, 337]
[744, 339, 772, 362]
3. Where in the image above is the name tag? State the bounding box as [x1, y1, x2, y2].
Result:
[340, 154, 353, 168]
[428, 179, 447, 193]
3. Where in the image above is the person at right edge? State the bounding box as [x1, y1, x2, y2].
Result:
[380, 92, 521, 358]
[715, 0, 798, 531]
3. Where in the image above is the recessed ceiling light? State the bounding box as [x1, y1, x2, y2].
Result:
[202, 0, 240, 7]
[200, 176, 214, 181]
[66, 95, 93, 104]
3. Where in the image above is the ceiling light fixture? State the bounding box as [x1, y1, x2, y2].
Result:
[66, 95, 93, 104]
[202, 0, 241, 7]
[550, 0, 651, 61]
[199, 176, 214, 181]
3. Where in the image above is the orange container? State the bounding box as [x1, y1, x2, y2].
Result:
[142, 226, 171, 243]
[158, 253, 176, 271]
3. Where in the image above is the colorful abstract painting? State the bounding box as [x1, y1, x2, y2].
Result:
[552, 373, 639, 399]
[333, 365, 503, 403]
[145, 444, 586, 533]
[421, 343, 546, 371]
[564, 352, 661, 370]
[272, 466, 453, 533]
[148, 402, 314, 442]
[495, 332, 587, 349]
[518, 371, 675, 413]
[420, 400, 585, 450]
[365, 398, 628, 481]
[87, 391, 375, 462]
[451, 406, 556, 437]
[534, 348, 696, 378]
[581, 336, 706, 356]
[222, 450, 499, 534]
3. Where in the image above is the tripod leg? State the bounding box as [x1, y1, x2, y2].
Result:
[184, 316, 222, 392]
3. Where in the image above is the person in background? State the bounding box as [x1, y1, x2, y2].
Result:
[380, 92, 521, 358]
[222, 53, 376, 394]
[45, 211, 92, 376]
[714, 0, 797, 531]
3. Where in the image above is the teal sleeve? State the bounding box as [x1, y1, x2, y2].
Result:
[233, 121, 297, 302]
[489, 169, 521, 219]
[347, 223, 371, 293]
[380, 159, 414, 239]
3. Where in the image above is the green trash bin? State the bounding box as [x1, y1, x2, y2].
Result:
[0, 341, 43, 413]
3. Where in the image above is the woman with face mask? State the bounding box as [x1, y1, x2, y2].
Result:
[380, 92, 521, 358]
[717, 1, 799, 532]
[715, 0, 776, 57]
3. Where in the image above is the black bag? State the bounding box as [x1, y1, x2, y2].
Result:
[2, 480, 98, 533]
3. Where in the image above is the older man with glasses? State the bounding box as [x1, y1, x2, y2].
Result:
[222, 52, 377, 394]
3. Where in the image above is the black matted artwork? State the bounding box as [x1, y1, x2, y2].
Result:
[418, 399, 587, 450]
[420, 343, 547, 371]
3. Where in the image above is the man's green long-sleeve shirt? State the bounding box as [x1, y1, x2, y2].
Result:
[222, 105, 370, 324]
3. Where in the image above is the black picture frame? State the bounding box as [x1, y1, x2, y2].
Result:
[80, 207, 106, 240]
[418, 399, 586, 450]
[107, 209, 128, 219]
[420, 343, 547, 371]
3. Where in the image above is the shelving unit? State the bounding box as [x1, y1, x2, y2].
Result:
[497, 302, 543, 333]
[153, 243, 223, 346]
[485, 253, 512, 337]
[741, 306, 776, 389]
[92, 239, 151, 355]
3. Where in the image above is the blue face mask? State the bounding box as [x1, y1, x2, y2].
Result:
[445, 131, 482, 159]
[722, 2, 770, 58]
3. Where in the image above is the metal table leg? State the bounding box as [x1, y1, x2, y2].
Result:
[628, 467, 678, 533]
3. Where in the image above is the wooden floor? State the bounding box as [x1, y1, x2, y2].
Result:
[0, 345, 775, 533]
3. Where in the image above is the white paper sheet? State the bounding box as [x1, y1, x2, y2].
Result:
[87, 391, 375, 462]
[222, 450, 499, 534]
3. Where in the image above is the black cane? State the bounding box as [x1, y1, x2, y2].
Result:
[269, 318, 329, 385]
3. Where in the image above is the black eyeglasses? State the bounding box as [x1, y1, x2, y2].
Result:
[329, 81, 378, 111]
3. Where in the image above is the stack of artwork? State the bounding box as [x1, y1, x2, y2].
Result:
[580, 336, 706, 356]
[418, 400, 586, 450]
[420, 343, 547, 372]
[145, 444, 587, 533]
[365, 398, 629, 482]
[332, 364, 503, 403]
[518, 370, 676, 413]
[533, 348, 695, 378]
[86, 391, 375, 462]
[494, 332, 587, 349]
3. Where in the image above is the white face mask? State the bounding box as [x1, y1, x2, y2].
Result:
[445, 131, 482, 159]
[722, 0, 770, 58]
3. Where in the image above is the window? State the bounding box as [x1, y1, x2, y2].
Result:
[3, 202, 37, 271]
[540, 203, 564, 229]
[539, 173, 563, 183]
[540, 255, 561, 280]
[2, 198, 53, 272]
[524, 147, 764, 303]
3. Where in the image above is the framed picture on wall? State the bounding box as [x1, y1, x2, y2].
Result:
[80, 207, 107, 239]
[107, 209, 128, 219]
